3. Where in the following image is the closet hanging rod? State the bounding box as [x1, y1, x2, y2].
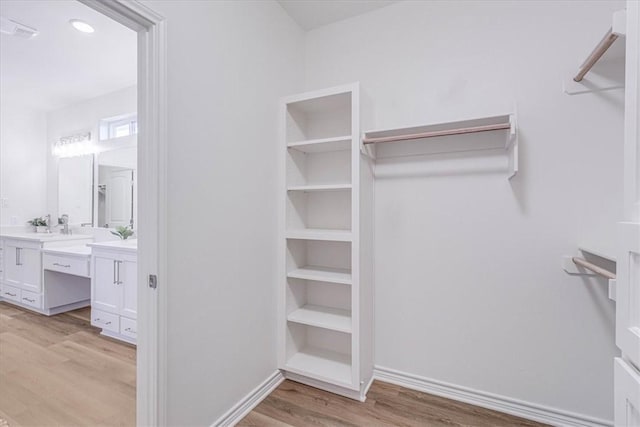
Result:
[573, 28, 619, 82]
[572, 257, 616, 280]
[362, 123, 511, 145]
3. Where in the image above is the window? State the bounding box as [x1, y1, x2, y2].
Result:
[100, 114, 138, 140]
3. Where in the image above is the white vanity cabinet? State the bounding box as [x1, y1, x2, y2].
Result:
[4, 239, 42, 294]
[89, 241, 137, 344]
[0, 233, 93, 313]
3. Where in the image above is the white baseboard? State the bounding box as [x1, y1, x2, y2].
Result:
[374, 366, 612, 427]
[212, 370, 284, 427]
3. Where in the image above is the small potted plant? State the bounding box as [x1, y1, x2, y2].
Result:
[111, 225, 134, 240]
[28, 217, 48, 233]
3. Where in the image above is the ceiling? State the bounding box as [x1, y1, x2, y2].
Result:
[0, 0, 136, 112]
[278, 0, 398, 31]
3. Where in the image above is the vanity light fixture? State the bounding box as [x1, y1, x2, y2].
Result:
[53, 132, 95, 158]
[69, 19, 94, 34]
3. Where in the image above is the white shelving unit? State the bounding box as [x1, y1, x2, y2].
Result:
[278, 82, 374, 401]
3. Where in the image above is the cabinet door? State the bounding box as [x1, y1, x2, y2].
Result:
[92, 255, 119, 314]
[616, 222, 640, 368]
[4, 243, 21, 287]
[120, 259, 137, 319]
[19, 247, 41, 293]
[615, 359, 640, 427]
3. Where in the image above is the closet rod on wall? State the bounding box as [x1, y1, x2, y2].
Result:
[572, 257, 616, 280]
[362, 123, 511, 145]
[573, 28, 619, 82]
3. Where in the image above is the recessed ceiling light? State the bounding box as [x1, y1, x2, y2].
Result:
[69, 19, 94, 33]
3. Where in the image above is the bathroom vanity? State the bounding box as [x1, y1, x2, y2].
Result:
[0, 230, 93, 314]
[88, 239, 138, 344]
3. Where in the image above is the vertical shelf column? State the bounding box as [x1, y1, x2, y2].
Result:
[278, 83, 373, 401]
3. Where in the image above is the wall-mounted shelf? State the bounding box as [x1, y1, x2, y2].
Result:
[362, 113, 518, 179]
[563, 9, 626, 95]
[562, 247, 617, 301]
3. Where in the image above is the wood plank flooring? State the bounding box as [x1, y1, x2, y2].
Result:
[0, 302, 136, 427]
[238, 380, 549, 427]
[0, 300, 548, 427]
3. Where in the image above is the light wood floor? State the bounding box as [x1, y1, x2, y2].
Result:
[0, 302, 136, 427]
[239, 380, 549, 427]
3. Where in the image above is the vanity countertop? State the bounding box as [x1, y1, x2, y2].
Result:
[88, 239, 137, 254]
[0, 230, 94, 243]
[41, 245, 92, 257]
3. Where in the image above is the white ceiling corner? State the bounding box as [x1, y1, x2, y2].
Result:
[278, 0, 399, 31]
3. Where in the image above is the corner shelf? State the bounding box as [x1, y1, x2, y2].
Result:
[287, 266, 352, 285]
[288, 305, 352, 333]
[362, 113, 518, 179]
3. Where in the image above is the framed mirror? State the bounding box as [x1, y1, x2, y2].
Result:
[58, 155, 94, 226]
[95, 146, 137, 229]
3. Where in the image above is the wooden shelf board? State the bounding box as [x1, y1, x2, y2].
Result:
[285, 346, 352, 386]
[287, 184, 352, 192]
[286, 229, 352, 242]
[287, 266, 352, 285]
[287, 136, 351, 153]
[287, 305, 352, 333]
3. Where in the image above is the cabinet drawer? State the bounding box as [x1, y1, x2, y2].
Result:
[43, 254, 89, 277]
[20, 290, 42, 309]
[120, 317, 137, 341]
[91, 309, 119, 333]
[1, 284, 20, 302]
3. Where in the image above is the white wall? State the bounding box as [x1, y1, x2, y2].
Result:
[304, 0, 623, 422]
[0, 102, 47, 226]
[46, 85, 137, 222]
[140, 1, 304, 425]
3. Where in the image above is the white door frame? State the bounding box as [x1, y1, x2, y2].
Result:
[77, 1, 167, 425]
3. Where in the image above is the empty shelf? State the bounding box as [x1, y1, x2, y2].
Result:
[578, 246, 617, 262]
[287, 136, 351, 153]
[288, 305, 352, 333]
[286, 229, 352, 242]
[287, 184, 352, 192]
[285, 347, 352, 386]
[288, 266, 352, 285]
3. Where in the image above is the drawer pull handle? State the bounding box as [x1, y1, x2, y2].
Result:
[4, 292, 17, 297]
[125, 327, 136, 333]
[22, 297, 36, 303]
[53, 263, 71, 268]
[94, 318, 112, 326]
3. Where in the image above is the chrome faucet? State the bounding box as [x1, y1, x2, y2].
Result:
[60, 214, 71, 235]
[46, 214, 52, 233]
